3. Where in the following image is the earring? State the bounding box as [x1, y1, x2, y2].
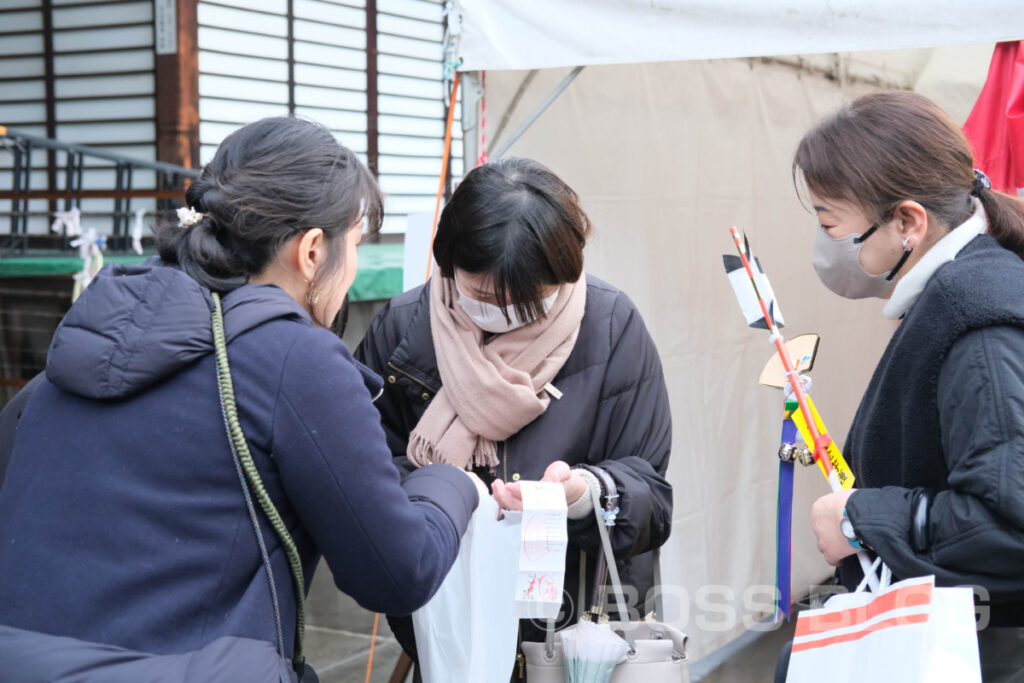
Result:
[902, 237, 911, 250]
[305, 285, 320, 308]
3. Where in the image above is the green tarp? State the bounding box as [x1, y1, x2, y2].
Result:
[0, 243, 404, 303]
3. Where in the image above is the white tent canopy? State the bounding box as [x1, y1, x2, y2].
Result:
[453, 0, 1024, 71]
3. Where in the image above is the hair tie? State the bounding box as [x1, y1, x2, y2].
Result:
[177, 206, 206, 228]
[971, 168, 992, 196]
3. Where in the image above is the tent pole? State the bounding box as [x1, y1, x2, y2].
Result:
[492, 66, 585, 159]
[460, 71, 482, 172]
[487, 69, 538, 156]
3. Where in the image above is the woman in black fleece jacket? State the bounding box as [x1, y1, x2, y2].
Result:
[789, 91, 1024, 681]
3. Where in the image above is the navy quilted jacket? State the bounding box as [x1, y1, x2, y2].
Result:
[0, 261, 478, 658]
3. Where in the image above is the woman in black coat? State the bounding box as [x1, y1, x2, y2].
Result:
[356, 158, 673, 672]
[794, 92, 1024, 681]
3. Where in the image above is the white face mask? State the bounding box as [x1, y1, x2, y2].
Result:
[454, 276, 559, 333]
[812, 224, 912, 299]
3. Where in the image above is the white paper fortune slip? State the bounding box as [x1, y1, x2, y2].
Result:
[514, 481, 568, 620]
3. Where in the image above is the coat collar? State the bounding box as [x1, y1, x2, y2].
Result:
[883, 198, 988, 320]
[388, 281, 442, 392]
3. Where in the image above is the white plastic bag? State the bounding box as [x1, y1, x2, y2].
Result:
[412, 494, 521, 683]
[786, 572, 981, 683]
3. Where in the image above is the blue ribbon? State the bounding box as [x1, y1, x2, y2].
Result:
[776, 414, 797, 622]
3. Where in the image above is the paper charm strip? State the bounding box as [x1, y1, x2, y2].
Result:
[514, 481, 568, 621]
[51, 207, 83, 238]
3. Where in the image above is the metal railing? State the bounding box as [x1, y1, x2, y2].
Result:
[0, 125, 201, 253]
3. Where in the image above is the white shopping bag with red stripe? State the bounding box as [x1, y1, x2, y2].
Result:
[786, 564, 981, 682]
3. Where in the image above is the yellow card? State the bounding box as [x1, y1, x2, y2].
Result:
[789, 396, 855, 489]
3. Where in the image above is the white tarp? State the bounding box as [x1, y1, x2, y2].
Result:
[470, 45, 992, 664]
[452, 0, 1024, 71]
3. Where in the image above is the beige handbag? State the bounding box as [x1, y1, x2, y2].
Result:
[521, 467, 689, 682]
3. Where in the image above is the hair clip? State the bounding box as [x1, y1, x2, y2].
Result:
[177, 206, 205, 228]
[972, 169, 992, 195]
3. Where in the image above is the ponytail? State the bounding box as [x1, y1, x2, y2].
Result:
[978, 189, 1024, 259]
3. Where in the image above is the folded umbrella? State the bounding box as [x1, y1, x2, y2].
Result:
[559, 619, 629, 683]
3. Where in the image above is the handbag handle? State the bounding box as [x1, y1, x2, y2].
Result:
[545, 466, 665, 657]
[583, 465, 620, 616]
[211, 292, 306, 675]
[545, 465, 637, 657]
[585, 467, 666, 621]
[583, 468, 635, 647]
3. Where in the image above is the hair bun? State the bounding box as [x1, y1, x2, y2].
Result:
[197, 186, 225, 213]
[155, 116, 381, 299]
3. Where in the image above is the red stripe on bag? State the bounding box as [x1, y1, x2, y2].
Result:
[791, 613, 930, 652]
[795, 582, 932, 637]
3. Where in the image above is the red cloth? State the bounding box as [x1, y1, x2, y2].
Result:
[963, 41, 1024, 196]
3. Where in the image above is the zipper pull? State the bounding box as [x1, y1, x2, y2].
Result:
[516, 652, 525, 679]
[503, 441, 509, 482]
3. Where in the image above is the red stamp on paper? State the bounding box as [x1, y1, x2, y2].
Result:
[524, 573, 559, 602]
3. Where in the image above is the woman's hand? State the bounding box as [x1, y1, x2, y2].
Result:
[490, 477, 523, 512]
[492, 461, 588, 512]
[811, 489, 858, 566]
[544, 461, 589, 506]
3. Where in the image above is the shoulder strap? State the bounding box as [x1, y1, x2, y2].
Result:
[211, 292, 306, 675]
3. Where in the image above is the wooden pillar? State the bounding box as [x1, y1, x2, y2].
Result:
[366, 0, 379, 177]
[42, 0, 57, 217]
[287, 0, 296, 115]
[154, 0, 199, 174]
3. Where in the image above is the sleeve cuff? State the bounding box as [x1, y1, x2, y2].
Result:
[845, 486, 914, 556]
[401, 463, 480, 536]
[567, 468, 601, 520]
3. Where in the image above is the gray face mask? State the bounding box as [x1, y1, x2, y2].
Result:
[812, 224, 912, 300]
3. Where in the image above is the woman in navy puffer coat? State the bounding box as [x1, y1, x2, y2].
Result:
[0, 117, 479, 680]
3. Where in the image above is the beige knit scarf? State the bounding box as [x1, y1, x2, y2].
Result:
[407, 274, 587, 470]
